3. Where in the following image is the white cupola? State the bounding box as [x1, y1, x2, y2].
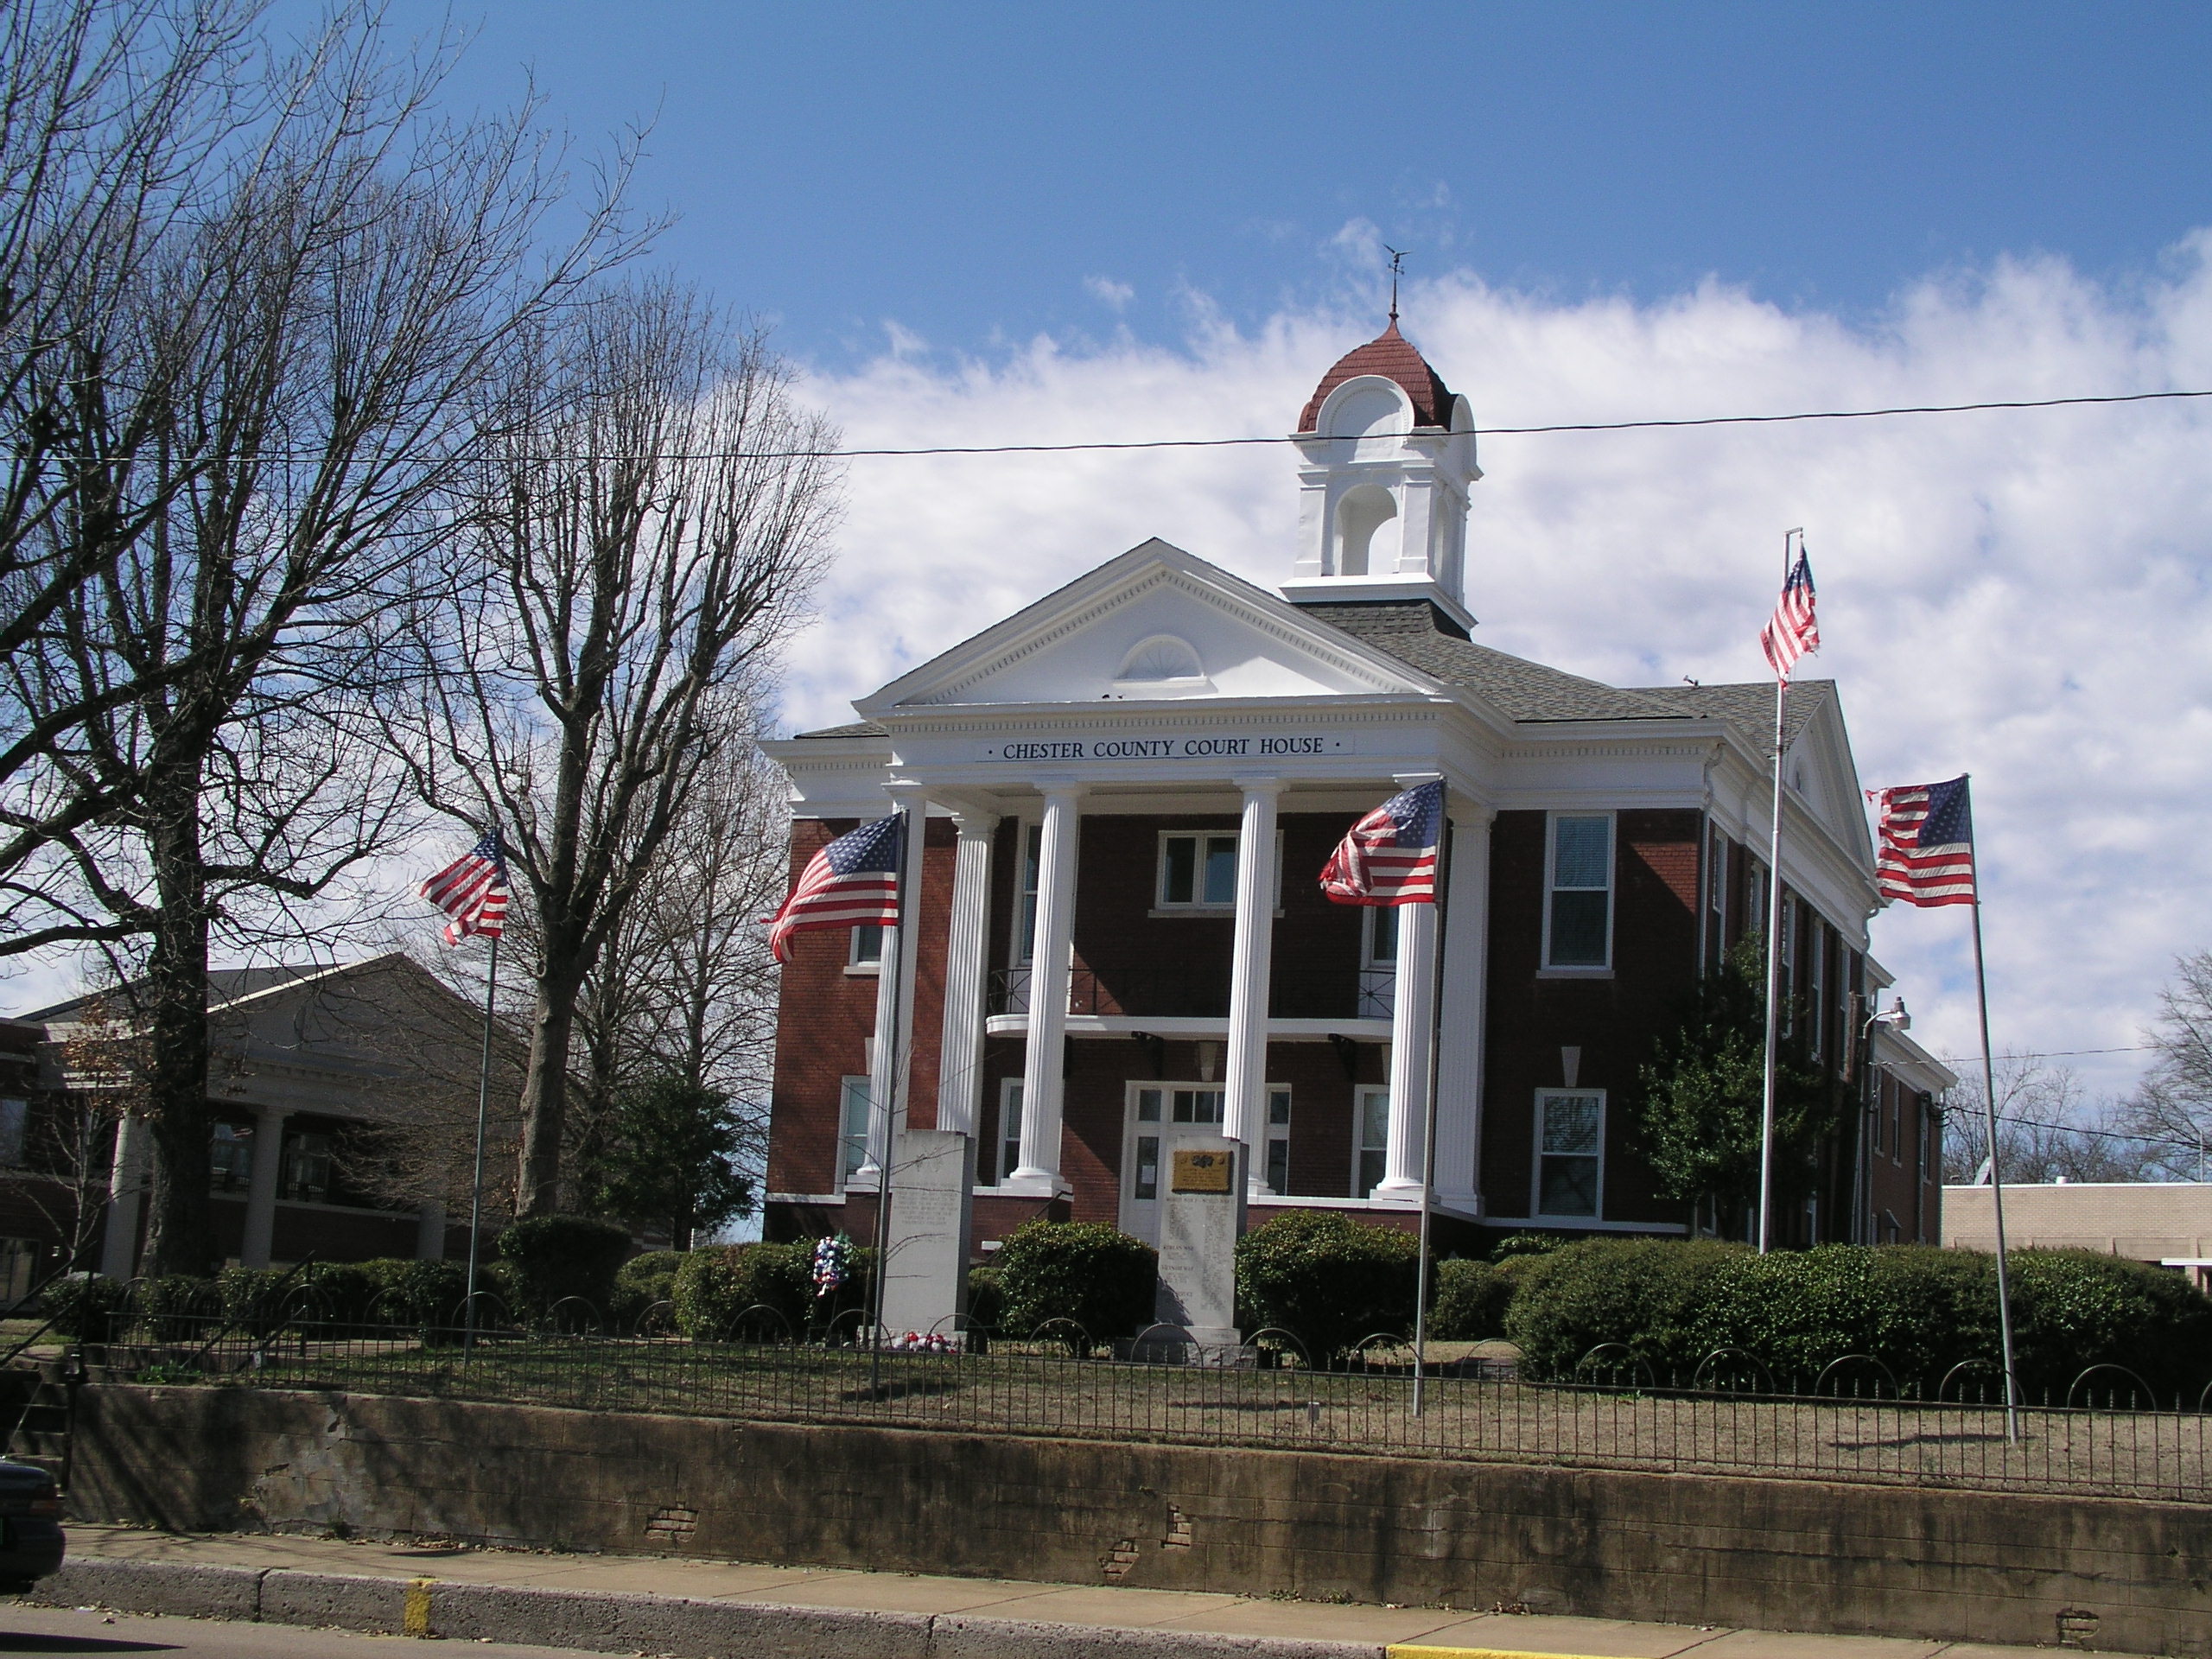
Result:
[1281, 318, 1480, 630]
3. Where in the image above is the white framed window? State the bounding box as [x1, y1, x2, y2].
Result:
[1706, 828, 1727, 957]
[1779, 896, 1798, 1035]
[1533, 1088, 1605, 1218]
[1266, 1086, 1292, 1194]
[1154, 830, 1281, 912]
[1358, 906, 1398, 1016]
[839, 1075, 874, 1184]
[211, 1122, 251, 1191]
[1543, 812, 1614, 969]
[1157, 830, 1239, 908]
[1014, 823, 1043, 965]
[1354, 1086, 1389, 1198]
[848, 925, 884, 973]
[1806, 918, 1826, 1061]
[996, 1077, 1024, 1185]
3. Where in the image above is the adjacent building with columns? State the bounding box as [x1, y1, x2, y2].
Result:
[16, 954, 494, 1275]
[762, 321, 1948, 1255]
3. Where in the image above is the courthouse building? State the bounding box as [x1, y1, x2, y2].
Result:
[762, 320, 1950, 1255]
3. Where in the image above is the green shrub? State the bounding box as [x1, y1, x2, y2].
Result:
[296, 1262, 378, 1329]
[1234, 1211, 1418, 1360]
[497, 1216, 633, 1325]
[43, 1274, 126, 1340]
[1488, 1232, 1569, 1260]
[359, 1259, 469, 1327]
[671, 1240, 867, 1338]
[1503, 1238, 2212, 1400]
[996, 1221, 1157, 1345]
[136, 1274, 219, 1339]
[612, 1250, 684, 1330]
[966, 1265, 1005, 1334]
[1428, 1258, 1514, 1341]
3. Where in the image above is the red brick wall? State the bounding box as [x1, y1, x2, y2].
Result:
[1478, 808, 1701, 1227]
[766, 817, 962, 1197]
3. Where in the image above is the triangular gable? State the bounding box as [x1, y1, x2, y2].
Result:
[854, 539, 1445, 716]
[1784, 687, 1876, 873]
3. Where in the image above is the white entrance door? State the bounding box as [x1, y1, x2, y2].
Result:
[1118, 1084, 1222, 1245]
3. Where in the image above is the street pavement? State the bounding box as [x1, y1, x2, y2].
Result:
[24, 1525, 2081, 1659]
[0, 1603, 586, 1656]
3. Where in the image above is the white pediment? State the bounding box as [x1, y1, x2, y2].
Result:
[1786, 687, 1877, 873]
[854, 539, 1442, 715]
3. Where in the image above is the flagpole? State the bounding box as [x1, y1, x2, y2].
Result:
[1411, 814, 1453, 1420]
[463, 931, 498, 1355]
[1964, 777, 2021, 1441]
[1757, 529, 1800, 1255]
[868, 806, 917, 1396]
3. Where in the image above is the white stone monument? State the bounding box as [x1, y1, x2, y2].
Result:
[1154, 1133, 1245, 1351]
[877, 1128, 973, 1340]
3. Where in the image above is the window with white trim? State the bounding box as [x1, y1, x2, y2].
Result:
[1358, 906, 1397, 1017]
[1266, 1086, 1292, 1194]
[839, 1076, 874, 1183]
[1155, 830, 1283, 912]
[1014, 823, 1042, 964]
[1544, 813, 1613, 969]
[996, 1077, 1024, 1185]
[1534, 1089, 1605, 1217]
[849, 925, 883, 971]
[1807, 918, 1826, 1062]
[1355, 1086, 1389, 1198]
[1706, 828, 1727, 959]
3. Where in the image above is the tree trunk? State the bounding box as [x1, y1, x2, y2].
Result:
[139, 753, 214, 1278]
[517, 970, 581, 1217]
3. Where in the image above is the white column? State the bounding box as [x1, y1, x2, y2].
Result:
[1373, 773, 1444, 1204]
[100, 1111, 149, 1280]
[1010, 780, 1082, 1196]
[857, 787, 930, 1186]
[415, 1199, 448, 1261]
[1431, 806, 1493, 1211]
[935, 810, 997, 1137]
[1222, 777, 1282, 1193]
[238, 1107, 289, 1270]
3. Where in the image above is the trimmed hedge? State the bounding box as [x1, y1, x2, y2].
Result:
[1428, 1258, 1513, 1341]
[995, 1221, 1157, 1344]
[1234, 1211, 1418, 1359]
[1505, 1238, 2212, 1402]
[671, 1240, 874, 1338]
[42, 1274, 126, 1339]
[611, 1249, 683, 1330]
[497, 1216, 633, 1325]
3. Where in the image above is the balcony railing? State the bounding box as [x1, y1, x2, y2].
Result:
[988, 965, 1390, 1022]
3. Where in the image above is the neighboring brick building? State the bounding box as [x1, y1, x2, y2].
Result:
[762, 321, 1951, 1256]
[1945, 1183, 2212, 1289]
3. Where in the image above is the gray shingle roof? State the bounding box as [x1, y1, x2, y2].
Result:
[791, 720, 887, 741]
[1304, 600, 1829, 751]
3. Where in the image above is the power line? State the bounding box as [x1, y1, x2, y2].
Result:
[122, 385, 2212, 466]
[1932, 1045, 2158, 1065]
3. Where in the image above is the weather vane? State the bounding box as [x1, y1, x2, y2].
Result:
[1383, 245, 1409, 323]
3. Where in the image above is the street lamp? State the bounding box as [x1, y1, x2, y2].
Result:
[1853, 998, 1910, 1243]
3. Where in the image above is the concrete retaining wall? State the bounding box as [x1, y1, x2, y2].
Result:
[65, 1386, 2212, 1656]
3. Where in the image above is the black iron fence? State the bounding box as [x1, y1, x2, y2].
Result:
[65, 1305, 2212, 1507]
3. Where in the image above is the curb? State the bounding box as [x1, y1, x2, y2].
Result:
[30, 1556, 1397, 1659]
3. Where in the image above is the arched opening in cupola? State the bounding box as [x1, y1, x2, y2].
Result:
[1334, 485, 1398, 576]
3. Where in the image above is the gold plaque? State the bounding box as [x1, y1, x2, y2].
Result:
[1170, 1148, 1233, 1194]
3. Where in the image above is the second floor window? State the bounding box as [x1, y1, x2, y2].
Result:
[212, 1122, 252, 1191]
[1545, 813, 1613, 969]
[1158, 831, 1239, 908]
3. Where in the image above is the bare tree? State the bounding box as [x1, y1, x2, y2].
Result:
[1942, 1053, 2163, 1185]
[2120, 950, 2212, 1182]
[396, 283, 838, 1217]
[3, 3, 644, 1273]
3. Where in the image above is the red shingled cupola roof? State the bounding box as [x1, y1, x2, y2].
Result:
[1295, 320, 1458, 434]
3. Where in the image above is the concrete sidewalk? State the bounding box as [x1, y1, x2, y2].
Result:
[35, 1525, 2066, 1659]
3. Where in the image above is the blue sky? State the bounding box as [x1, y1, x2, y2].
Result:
[337, 2, 2212, 372]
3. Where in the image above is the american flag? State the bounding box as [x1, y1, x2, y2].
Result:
[766, 812, 904, 963]
[420, 832, 510, 945]
[1760, 549, 1820, 681]
[1869, 775, 1977, 907]
[1320, 781, 1444, 906]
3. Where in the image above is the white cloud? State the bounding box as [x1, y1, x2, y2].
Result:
[1084, 275, 1135, 312]
[791, 239, 2212, 1103]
